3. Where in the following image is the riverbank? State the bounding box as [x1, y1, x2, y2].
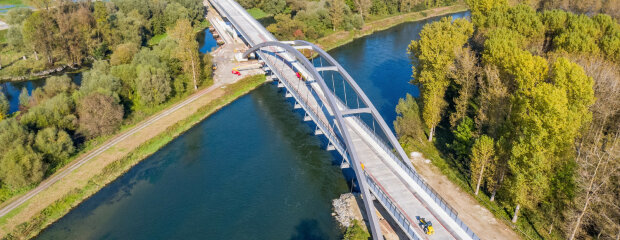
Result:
[0, 74, 266, 239]
[315, 4, 469, 52]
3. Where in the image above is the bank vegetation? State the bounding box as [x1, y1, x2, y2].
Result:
[395, 0, 619, 239]
[0, 0, 213, 208]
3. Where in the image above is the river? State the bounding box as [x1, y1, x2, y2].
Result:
[35, 11, 470, 239]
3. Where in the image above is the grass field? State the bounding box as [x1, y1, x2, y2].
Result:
[247, 7, 269, 19]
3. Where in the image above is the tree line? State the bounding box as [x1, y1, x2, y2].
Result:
[395, 0, 619, 238]
[239, 0, 458, 40]
[0, 0, 212, 201]
[2, 0, 203, 76]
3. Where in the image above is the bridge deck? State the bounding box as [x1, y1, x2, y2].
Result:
[209, 0, 471, 239]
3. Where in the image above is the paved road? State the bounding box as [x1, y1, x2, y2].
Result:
[0, 83, 223, 218]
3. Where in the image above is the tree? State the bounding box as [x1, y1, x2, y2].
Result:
[19, 88, 30, 110]
[170, 19, 200, 90]
[110, 42, 139, 66]
[137, 65, 172, 106]
[449, 117, 475, 160]
[77, 92, 124, 138]
[554, 14, 602, 55]
[26, 0, 53, 10]
[448, 47, 479, 127]
[164, 2, 190, 28]
[0, 91, 8, 121]
[394, 94, 425, 142]
[44, 75, 75, 97]
[465, 0, 508, 28]
[561, 55, 618, 240]
[408, 17, 473, 141]
[470, 135, 495, 195]
[355, 0, 372, 19]
[20, 94, 78, 131]
[34, 127, 74, 165]
[0, 145, 46, 189]
[504, 57, 594, 223]
[22, 11, 58, 64]
[80, 60, 121, 97]
[329, 0, 346, 30]
[266, 14, 307, 40]
[116, 10, 149, 47]
[54, 4, 94, 65]
[261, 0, 287, 15]
[5, 8, 32, 52]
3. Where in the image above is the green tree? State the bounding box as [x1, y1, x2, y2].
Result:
[164, 2, 190, 27]
[80, 60, 121, 98]
[34, 127, 75, 165]
[355, 0, 372, 19]
[110, 42, 139, 66]
[261, 0, 287, 15]
[465, 0, 508, 28]
[504, 57, 594, 223]
[116, 10, 149, 47]
[554, 14, 602, 55]
[44, 75, 75, 97]
[266, 14, 307, 40]
[20, 94, 78, 131]
[408, 17, 473, 141]
[0, 91, 8, 121]
[0, 145, 46, 189]
[77, 92, 124, 138]
[394, 94, 425, 142]
[5, 8, 32, 51]
[449, 117, 475, 160]
[170, 19, 200, 90]
[137, 65, 172, 106]
[448, 47, 479, 127]
[329, 0, 346, 30]
[19, 88, 30, 110]
[22, 11, 58, 64]
[470, 135, 495, 195]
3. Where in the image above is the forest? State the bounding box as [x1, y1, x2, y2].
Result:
[395, 0, 618, 238]
[239, 0, 458, 40]
[0, 0, 212, 202]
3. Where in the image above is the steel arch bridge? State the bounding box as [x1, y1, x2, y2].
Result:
[209, 0, 480, 239]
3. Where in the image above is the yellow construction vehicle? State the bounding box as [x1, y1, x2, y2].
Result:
[419, 217, 435, 235]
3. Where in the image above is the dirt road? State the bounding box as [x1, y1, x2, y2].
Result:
[410, 153, 521, 240]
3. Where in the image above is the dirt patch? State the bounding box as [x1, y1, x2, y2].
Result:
[410, 153, 521, 240]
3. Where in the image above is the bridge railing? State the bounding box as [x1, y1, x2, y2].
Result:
[258, 48, 347, 157]
[364, 171, 420, 240]
[348, 114, 480, 240]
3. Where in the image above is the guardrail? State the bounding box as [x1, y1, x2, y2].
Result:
[349, 114, 480, 240]
[258, 49, 347, 159]
[364, 171, 421, 240]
